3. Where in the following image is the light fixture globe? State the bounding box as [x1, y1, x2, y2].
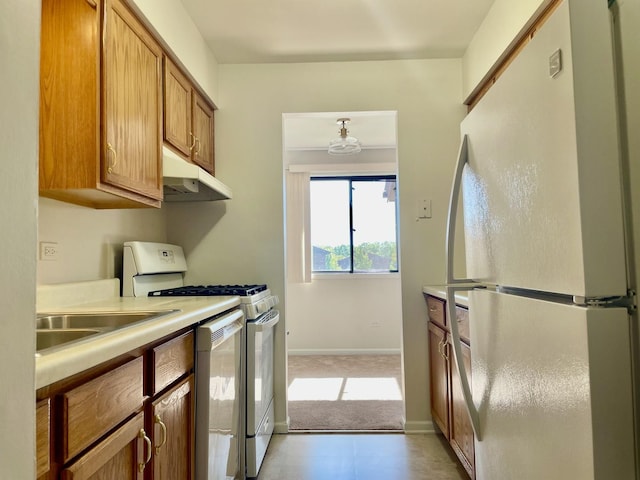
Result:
[328, 118, 362, 155]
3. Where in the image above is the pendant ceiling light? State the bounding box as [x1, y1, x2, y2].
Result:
[328, 118, 362, 155]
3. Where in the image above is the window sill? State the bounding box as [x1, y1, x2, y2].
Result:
[312, 272, 400, 280]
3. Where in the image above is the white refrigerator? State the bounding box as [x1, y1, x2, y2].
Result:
[445, 1, 639, 479]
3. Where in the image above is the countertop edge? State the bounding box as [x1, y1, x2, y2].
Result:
[422, 285, 469, 307]
[35, 296, 240, 390]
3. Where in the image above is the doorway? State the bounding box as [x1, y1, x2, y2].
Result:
[282, 111, 404, 431]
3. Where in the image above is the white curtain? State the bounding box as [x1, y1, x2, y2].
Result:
[285, 171, 311, 283]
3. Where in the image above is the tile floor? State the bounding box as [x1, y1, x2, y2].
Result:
[256, 432, 469, 480]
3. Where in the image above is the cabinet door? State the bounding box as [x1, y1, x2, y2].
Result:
[450, 340, 475, 478]
[103, 0, 163, 200]
[150, 375, 195, 480]
[164, 58, 193, 157]
[192, 93, 215, 174]
[428, 322, 450, 439]
[61, 412, 149, 480]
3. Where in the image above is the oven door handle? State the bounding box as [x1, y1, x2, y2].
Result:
[253, 312, 280, 332]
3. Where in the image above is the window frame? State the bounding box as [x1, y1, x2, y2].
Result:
[310, 174, 399, 274]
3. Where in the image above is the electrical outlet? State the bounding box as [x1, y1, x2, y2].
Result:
[40, 242, 59, 261]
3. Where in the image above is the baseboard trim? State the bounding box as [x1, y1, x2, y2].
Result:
[288, 348, 401, 356]
[403, 420, 435, 434]
[274, 419, 290, 434]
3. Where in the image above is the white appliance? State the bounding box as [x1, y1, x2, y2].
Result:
[147, 284, 280, 478]
[245, 308, 279, 478]
[163, 146, 233, 202]
[121, 241, 246, 479]
[123, 241, 280, 478]
[445, 2, 639, 479]
[196, 311, 245, 480]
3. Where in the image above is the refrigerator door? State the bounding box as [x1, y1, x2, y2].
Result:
[470, 289, 635, 480]
[460, 0, 627, 298]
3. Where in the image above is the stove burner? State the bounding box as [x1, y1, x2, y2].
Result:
[148, 284, 268, 297]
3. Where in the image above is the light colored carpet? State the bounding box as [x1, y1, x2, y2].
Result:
[287, 354, 404, 431]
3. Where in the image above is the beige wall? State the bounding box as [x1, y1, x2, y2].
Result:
[38, 198, 167, 285]
[287, 276, 402, 354]
[462, 0, 548, 99]
[1, 1, 39, 477]
[130, 0, 220, 103]
[165, 59, 467, 431]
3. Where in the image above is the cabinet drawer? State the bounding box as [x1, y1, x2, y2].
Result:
[61, 356, 144, 463]
[455, 306, 470, 345]
[425, 295, 446, 328]
[151, 331, 194, 395]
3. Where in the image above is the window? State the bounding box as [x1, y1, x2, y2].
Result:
[310, 175, 398, 273]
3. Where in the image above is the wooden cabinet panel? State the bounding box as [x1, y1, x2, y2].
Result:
[62, 357, 145, 462]
[39, 0, 163, 208]
[151, 331, 194, 395]
[425, 294, 474, 478]
[192, 93, 215, 174]
[428, 322, 450, 439]
[426, 295, 446, 328]
[455, 305, 471, 345]
[163, 58, 193, 157]
[61, 412, 148, 480]
[39, 0, 100, 193]
[36, 398, 51, 479]
[450, 340, 475, 478]
[149, 375, 195, 480]
[103, 0, 163, 200]
[162, 58, 216, 175]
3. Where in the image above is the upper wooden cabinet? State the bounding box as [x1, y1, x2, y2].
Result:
[163, 57, 216, 175]
[39, 0, 163, 208]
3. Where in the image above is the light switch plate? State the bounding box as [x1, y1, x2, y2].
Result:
[417, 199, 432, 219]
[549, 49, 562, 78]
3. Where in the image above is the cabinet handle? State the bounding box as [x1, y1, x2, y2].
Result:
[189, 132, 196, 151]
[106, 142, 117, 174]
[138, 429, 152, 473]
[85, 0, 97, 7]
[194, 137, 201, 156]
[442, 339, 449, 361]
[154, 414, 167, 454]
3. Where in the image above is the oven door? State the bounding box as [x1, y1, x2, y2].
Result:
[246, 309, 279, 477]
[246, 309, 279, 434]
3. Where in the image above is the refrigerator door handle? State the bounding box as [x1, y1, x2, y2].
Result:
[445, 134, 482, 440]
[446, 134, 475, 285]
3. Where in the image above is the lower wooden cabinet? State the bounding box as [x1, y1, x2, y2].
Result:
[425, 293, 475, 479]
[449, 338, 475, 477]
[60, 412, 148, 480]
[148, 375, 195, 480]
[37, 329, 195, 479]
[428, 322, 450, 437]
[36, 399, 51, 480]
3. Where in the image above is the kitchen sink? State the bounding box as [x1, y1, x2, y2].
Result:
[35, 310, 178, 353]
[36, 329, 102, 351]
[36, 310, 175, 330]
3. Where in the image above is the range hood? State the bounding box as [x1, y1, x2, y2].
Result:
[162, 147, 232, 202]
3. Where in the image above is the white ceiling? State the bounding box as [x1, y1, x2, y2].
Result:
[179, 0, 495, 152]
[180, 0, 496, 65]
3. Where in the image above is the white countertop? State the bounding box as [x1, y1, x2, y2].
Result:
[35, 280, 240, 390]
[422, 285, 470, 307]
